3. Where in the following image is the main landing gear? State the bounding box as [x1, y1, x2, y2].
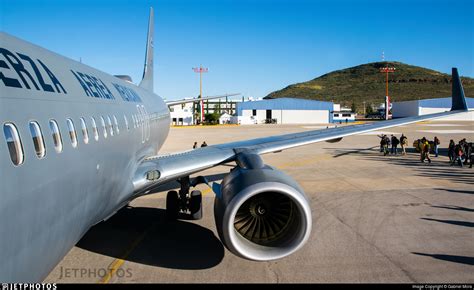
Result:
[166, 176, 203, 220]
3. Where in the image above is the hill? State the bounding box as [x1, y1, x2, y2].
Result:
[264, 62, 474, 113]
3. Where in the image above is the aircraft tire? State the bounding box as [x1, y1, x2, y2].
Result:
[166, 190, 179, 220]
[190, 190, 203, 220]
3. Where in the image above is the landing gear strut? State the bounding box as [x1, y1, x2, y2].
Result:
[166, 176, 203, 220]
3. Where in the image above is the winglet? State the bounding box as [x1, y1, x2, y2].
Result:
[451, 68, 468, 111]
[139, 7, 154, 92]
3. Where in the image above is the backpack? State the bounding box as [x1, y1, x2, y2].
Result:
[423, 143, 430, 152]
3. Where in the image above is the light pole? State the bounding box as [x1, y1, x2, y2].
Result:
[379, 65, 396, 120]
[193, 66, 208, 124]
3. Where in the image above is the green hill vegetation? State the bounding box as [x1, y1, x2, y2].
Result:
[264, 62, 474, 113]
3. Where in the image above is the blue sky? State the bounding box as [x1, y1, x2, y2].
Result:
[1, 0, 473, 100]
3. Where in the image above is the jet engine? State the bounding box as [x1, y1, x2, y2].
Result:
[214, 152, 312, 261]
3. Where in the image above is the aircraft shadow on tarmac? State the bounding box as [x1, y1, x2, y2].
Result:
[435, 188, 474, 195]
[430, 205, 474, 212]
[412, 252, 474, 266]
[420, 217, 474, 228]
[76, 206, 225, 270]
[325, 146, 379, 158]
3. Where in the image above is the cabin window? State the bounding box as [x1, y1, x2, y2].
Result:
[66, 119, 78, 148]
[49, 119, 63, 153]
[3, 123, 24, 166]
[107, 116, 114, 136]
[142, 105, 150, 141]
[124, 115, 129, 131]
[334, 113, 339, 117]
[342, 113, 351, 117]
[90, 117, 99, 141]
[100, 116, 107, 138]
[113, 115, 119, 135]
[29, 121, 46, 159]
[80, 118, 89, 144]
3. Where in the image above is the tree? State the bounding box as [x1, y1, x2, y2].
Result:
[351, 102, 357, 113]
[204, 112, 220, 124]
[366, 103, 374, 115]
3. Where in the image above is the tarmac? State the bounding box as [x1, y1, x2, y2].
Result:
[45, 120, 474, 283]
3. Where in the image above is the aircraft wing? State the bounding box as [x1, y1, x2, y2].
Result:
[133, 68, 469, 195]
[165, 93, 240, 106]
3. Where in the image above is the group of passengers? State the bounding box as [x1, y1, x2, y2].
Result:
[193, 141, 208, 149]
[448, 138, 473, 168]
[378, 134, 408, 156]
[379, 134, 473, 168]
[415, 137, 437, 163]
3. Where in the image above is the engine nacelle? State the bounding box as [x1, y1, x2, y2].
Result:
[326, 137, 343, 143]
[214, 152, 312, 261]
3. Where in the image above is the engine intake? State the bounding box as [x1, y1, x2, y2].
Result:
[214, 152, 312, 261]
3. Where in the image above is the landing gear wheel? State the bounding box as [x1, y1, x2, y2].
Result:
[166, 190, 179, 220]
[190, 190, 203, 220]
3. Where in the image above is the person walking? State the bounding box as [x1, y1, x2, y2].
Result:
[453, 143, 464, 167]
[400, 134, 408, 155]
[448, 139, 455, 163]
[384, 135, 390, 156]
[391, 135, 400, 155]
[434, 136, 440, 157]
[193, 141, 198, 149]
[378, 134, 386, 153]
[468, 143, 473, 168]
[422, 140, 431, 163]
[461, 139, 470, 165]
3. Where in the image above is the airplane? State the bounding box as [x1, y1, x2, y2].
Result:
[0, 7, 469, 282]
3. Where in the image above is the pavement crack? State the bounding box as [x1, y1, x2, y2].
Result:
[265, 262, 281, 283]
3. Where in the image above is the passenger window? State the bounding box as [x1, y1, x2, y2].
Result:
[124, 115, 129, 131]
[132, 115, 136, 128]
[49, 119, 63, 153]
[107, 116, 114, 136]
[3, 123, 24, 166]
[137, 113, 142, 127]
[100, 116, 107, 138]
[80, 118, 89, 144]
[90, 117, 99, 141]
[29, 121, 46, 159]
[66, 119, 78, 148]
[113, 115, 119, 135]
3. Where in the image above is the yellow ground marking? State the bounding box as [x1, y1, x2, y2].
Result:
[100, 230, 149, 283]
[101, 187, 214, 283]
[101, 146, 330, 283]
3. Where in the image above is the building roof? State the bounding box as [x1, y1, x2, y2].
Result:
[237, 98, 333, 115]
[394, 97, 474, 108]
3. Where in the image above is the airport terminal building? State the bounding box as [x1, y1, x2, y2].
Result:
[236, 98, 334, 124]
[393, 97, 474, 121]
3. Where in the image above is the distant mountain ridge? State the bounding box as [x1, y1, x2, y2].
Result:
[264, 62, 474, 112]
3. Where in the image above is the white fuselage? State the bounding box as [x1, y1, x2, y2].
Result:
[0, 32, 170, 282]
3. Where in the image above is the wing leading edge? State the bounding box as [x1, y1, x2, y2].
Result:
[133, 68, 469, 195]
